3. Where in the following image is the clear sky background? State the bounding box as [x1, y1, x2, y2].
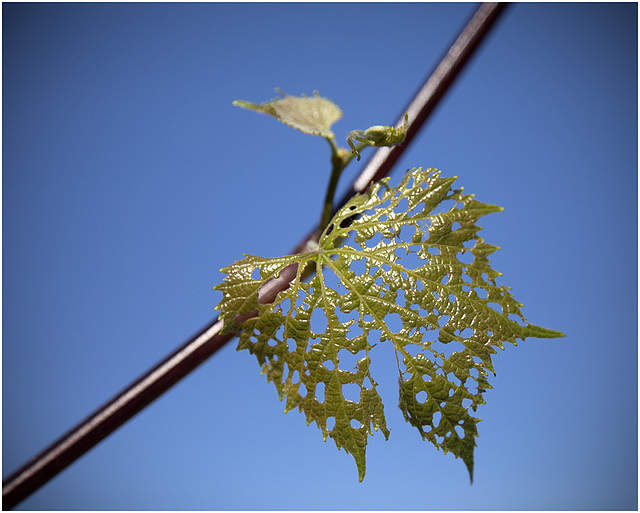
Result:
[2, 2, 637, 510]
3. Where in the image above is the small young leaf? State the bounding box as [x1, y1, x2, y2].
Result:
[215, 167, 563, 481]
[233, 90, 343, 139]
[347, 113, 409, 160]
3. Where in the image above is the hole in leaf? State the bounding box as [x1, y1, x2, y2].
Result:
[447, 372, 462, 387]
[251, 267, 261, 280]
[323, 360, 335, 371]
[465, 377, 478, 394]
[363, 376, 374, 389]
[326, 417, 335, 431]
[430, 341, 445, 355]
[508, 313, 527, 326]
[315, 382, 325, 402]
[346, 322, 363, 340]
[428, 246, 440, 256]
[267, 338, 277, 347]
[365, 232, 384, 248]
[311, 308, 328, 334]
[399, 251, 422, 271]
[394, 196, 409, 214]
[350, 419, 363, 429]
[416, 390, 428, 404]
[279, 297, 291, 313]
[398, 224, 417, 243]
[422, 373, 432, 382]
[405, 344, 422, 357]
[342, 383, 360, 402]
[469, 367, 479, 379]
[285, 338, 298, 353]
[475, 287, 488, 299]
[349, 257, 366, 275]
[394, 246, 407, 258]
[321, 264, 341, 289]
[422, 329, 438, 343]
[367, 328, 382, 344]
[291, 370, 300, 384]
[384, 312, 403, 334]
[298, 382, 307, 397]
[337, 349, 360, 371]
[433, 411, 442, 428]
[396, 289, 406, 307]
[448, 293, 456, 303]
[441, 340, 465, 358]
[454, 425, 465, 439]
[437, 315, 450, 327]
[460, 328, 474, 339]
[462, 398, 473, 409]
[275, 325, 285, 340]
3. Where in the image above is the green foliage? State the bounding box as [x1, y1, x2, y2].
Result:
[215, 167, 563, 481]
[233, 90, 343, 139]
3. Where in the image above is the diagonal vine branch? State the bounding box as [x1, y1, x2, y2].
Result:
[2, 3, 508, 509]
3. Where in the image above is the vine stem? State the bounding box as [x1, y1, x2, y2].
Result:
[318, 137, 350, 237]
[2, 3, 508, 509]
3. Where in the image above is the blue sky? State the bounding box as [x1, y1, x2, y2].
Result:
[2, 2, 637, 510]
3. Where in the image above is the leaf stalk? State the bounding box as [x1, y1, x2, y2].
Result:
[319, 137, 351, 236]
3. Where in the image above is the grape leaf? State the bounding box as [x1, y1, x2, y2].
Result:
[233, 90, 342, 139]
[215, 167, 563, 481]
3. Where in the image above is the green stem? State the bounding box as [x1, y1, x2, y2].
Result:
[318, 137, 349, 237]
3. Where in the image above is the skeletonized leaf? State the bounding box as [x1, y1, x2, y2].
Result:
[215, 167, 563, 481]
[233, 91, 343, 139]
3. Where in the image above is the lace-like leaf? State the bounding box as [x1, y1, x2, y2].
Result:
[215, 167, 563, 481]
[233, 91, 342, 138]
